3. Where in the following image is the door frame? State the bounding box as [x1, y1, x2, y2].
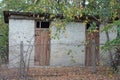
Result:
[85, 22, 100, 66]
[34, 20, 50, 66]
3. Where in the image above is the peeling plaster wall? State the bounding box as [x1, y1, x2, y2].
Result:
[8, 18, 118, 67]
[9, 19, 35, 67]
[50, 23, 86, 66]
[9, 20, 86, 67]
[99, 24, 117, 65]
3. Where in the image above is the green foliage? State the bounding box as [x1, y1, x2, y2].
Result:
[100, 20, 120, 53]
[101, 20, 120, 32]
[101, 38, 120, 51]
[67, 49, 76, 63]
[87, 22, 98, 32]
[50, 19, 67, 39]
[0, 16, 8, 62]
[0, 21, 8, 46]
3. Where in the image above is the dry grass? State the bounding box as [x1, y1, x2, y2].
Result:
[0, 66, 120, 80]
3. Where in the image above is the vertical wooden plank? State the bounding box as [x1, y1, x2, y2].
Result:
[44, 31, 47, 65]
[85, 31, 99, 66]
[95, 32, 99, 65]
[35, 28, 50, 66]
[35, 30, 40, 65]
[92, 32, 99, 65]
[46, 31, 50, 65]
[42, 31, 46, 65]
[85, 32, 92, 66]
[91, 39, 96, 73]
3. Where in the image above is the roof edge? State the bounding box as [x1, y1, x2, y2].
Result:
[3, 11, 64, 23]
[3, 11, 101, 24]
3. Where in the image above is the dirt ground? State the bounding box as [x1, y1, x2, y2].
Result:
[0, 66, 120, 80]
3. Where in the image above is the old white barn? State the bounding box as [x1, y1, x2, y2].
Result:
[3, 11, 117, 67]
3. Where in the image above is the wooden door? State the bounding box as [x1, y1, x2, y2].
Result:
[35, 28, 50, 66]
[85, 26, 99, 66]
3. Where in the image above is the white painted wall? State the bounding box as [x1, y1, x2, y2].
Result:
[9, 18, 85, 67]
[9, 19, 35, 67]
[9, 17, 118, 67]
[50, 23, 86, 66]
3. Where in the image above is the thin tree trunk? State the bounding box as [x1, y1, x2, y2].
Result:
[20, 41, 26, 80]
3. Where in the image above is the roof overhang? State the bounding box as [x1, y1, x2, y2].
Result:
[3, 11, 64, 23]
[3, 11, 100, 24]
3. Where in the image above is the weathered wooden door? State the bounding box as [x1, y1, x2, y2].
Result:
[35, 28, 50, 66]
[85, 25, 99, 66]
